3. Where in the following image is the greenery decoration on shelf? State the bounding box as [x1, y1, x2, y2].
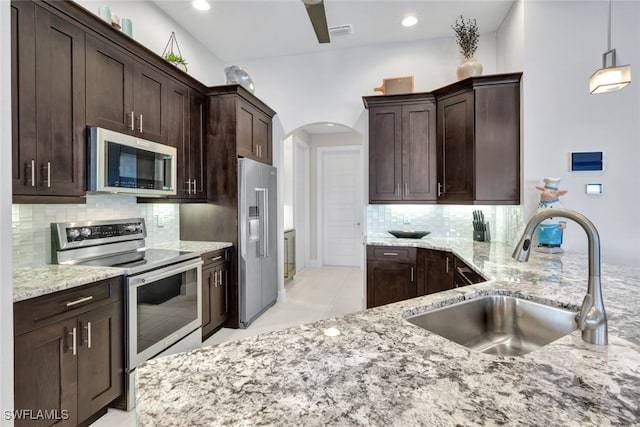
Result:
[452, 15, 479, 60]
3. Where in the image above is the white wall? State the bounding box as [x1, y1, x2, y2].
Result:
[282, 136, 294, 230]
[522, 1, 640, 266]
[73, 0, 225, 86]
[236, 33, 498, 135]
[496, 0, 524, 73]
[1, 0, 14, 421]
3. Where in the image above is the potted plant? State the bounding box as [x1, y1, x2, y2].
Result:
[452, 15, 482, 80]
[164, 51, 188, 72]
[162, 32, 188, 72]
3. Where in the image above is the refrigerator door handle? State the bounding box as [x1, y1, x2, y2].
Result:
[256, 188, 269, 258]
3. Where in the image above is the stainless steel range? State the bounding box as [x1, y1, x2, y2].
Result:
[51, 218, 203, 410]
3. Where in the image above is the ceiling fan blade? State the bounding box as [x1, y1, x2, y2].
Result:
[304, 0, 330, 44]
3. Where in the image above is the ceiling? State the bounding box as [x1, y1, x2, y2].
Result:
[151, 0, 516, 63]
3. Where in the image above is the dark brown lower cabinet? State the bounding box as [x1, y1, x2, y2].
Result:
[13, 277, 123, 427]
[420, 249, 455, 295]
[202, 248, 232, 340]
[367, 246, 486, 308]
[366, 246, 417, 308]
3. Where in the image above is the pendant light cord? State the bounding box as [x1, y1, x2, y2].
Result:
[607, 0, 611, 51]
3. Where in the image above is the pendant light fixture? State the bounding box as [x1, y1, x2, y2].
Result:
[589, 0, 631, 94]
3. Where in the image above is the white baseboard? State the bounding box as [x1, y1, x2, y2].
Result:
[307, 259, 321, 267]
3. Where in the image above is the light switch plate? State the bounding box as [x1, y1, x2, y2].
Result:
[586, 183, 603, 195]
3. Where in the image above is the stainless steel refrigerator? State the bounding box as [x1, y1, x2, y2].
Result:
[238, 158, 278, 328]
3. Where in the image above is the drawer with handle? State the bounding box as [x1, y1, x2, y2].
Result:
[202, 248, 231, 267]
[368, 246, 417, 262]
[14, 276, 123, 336]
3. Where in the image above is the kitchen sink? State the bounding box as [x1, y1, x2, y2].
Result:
[405, 295, 578, 356]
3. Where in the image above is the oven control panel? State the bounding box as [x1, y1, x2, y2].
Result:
[52, 218, 147, 251]
[65, 221, 144, 242]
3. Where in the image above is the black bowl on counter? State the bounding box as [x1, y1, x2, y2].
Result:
[387, 230, 431, 239]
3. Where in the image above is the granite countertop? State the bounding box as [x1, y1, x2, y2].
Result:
[12, 240, 233, 302]
[136, 237, 640, 426]
[150, 240, 233, 254]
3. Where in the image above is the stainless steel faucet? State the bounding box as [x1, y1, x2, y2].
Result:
[512, 208, 608, 345]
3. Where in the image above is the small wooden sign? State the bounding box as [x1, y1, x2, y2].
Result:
[374, 76, 414, 95]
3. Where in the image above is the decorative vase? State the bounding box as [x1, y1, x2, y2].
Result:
[456, 58, 483, 80]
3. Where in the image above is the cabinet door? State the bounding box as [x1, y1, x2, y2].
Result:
[211, 263, 230, 330]
[474, 84, 521, 203]
[189, 91, 207, 197]
[254, 111, 272, 165]
[14, 318, 78, 427]
[423, 250, 454, 294]
[236, 98, 256, 159]
[366, 261, 416, 308]
[201, 266, 214, 338]
[34, 5, 85, 197]
[437, 91, 475, 202]
[167, 80, 190, 198]
[77, 302, 123, 424]
[133, 61, 167, 143]
[402, 103, 437, 201]
[369, 106, 402, 202]
[86, 35, 134, 133]
[11, 1, 37, 196]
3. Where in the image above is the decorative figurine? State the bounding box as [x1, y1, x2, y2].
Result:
[535, 177, 568, 254]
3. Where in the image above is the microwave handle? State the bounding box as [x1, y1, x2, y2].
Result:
[129, 258, 203, 287]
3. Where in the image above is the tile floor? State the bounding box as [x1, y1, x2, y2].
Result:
[91, 266, 364, 426]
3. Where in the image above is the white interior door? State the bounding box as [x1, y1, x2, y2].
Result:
[320, 147, 363, 267]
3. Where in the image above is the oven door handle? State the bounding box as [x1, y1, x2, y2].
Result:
[128, 258, 203, 287]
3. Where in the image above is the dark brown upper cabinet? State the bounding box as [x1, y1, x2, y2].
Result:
[364, 73, 522, 205]
[86, 34, 168, 144]
[434, 73, 522, 204]
[12, 2, 86, 202]
[364, 95, 437, 203]
[236, 96, 273, 165]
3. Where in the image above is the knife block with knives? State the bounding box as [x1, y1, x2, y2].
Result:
[472, 210, 491, 242]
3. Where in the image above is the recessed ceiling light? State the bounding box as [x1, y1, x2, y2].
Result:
[326, 123, 335, 127]
[402, 15, 418, 27]
[192, 0, 210, 11]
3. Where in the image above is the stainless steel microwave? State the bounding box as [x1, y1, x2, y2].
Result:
[87, 127, 177, 196]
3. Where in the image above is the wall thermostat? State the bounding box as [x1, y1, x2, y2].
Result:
[585, 183, 603, 195]
[570, 151, 605, 172]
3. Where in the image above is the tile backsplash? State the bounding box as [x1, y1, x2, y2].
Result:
[12, 195, 179, 268]
[366, 204, 523, 244]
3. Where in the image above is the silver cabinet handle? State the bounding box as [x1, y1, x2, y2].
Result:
[66, 295, 93, 307]
[410, 267, 414, 282]
[404, 183, 409, 197]
[383, 252, 398, 256]
[84, 322, 92, 349]
[29, 160, 36, 187]
[69, 327, 77, 356]
[438, 182, 444, 197]
[185, 180, 192, 195]
[130, 112, 135, 131]
[46, 162, 51, 188]
[192, 179, 197, 194]
[209, 255, 223, 262]
[446, 256, 450, 274]
[396, 183, 400, 196]
[138, 114, 143, 133]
